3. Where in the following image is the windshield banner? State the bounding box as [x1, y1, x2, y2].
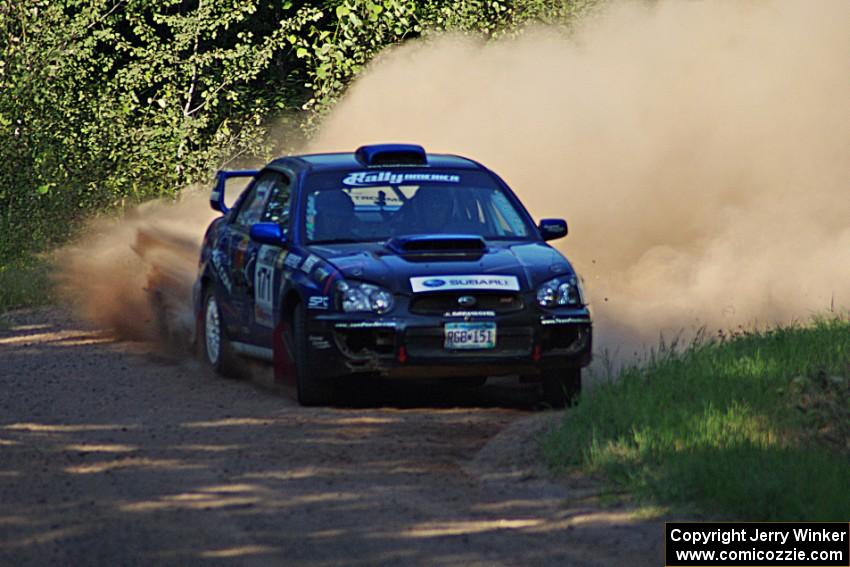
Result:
[342, 171, 460, 187]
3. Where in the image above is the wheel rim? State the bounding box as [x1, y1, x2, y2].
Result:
[204, 296, 221, 366]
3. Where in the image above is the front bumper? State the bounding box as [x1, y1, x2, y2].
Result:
[305, 301, 592, 380]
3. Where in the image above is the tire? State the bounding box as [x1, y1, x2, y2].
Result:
[292, 303, 337, 406]
[542, 368, 581, 409]
[201, 291, 241, 378]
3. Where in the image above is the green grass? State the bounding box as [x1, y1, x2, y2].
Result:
[0, 255, 55, 313]
[542, 318, 850, 520]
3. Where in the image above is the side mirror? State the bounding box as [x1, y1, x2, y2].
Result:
[539, 218, 568, 241]
[210, 169, 258, 214]
[249, 222, 287, 246]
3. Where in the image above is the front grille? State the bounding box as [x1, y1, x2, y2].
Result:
[409, 292, 524, 315]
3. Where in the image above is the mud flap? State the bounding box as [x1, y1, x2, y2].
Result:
[273, 321, 296, 385]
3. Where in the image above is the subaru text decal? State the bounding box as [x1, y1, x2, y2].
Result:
[409, 275, 520, 293]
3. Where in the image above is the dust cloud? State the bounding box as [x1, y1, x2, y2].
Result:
[311, 0, 850, 353]
[58, 192, 217, 344]
[59, 0, 850, 357]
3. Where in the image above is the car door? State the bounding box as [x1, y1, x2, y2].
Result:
[221, 174, 276, 341]
[244, 172, 294, 347]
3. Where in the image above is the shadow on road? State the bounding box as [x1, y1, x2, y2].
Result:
[284, 374, 545, 411]
[0, 309, 659, 567]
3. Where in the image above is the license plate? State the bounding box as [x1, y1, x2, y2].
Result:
[444, 322, 496, 350]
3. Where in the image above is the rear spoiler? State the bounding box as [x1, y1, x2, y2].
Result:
[210, 169, 257, 213]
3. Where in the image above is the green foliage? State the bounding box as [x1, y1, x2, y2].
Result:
[293, 0, 422, 124]
[542, 318, 850, 520]
[0, 255, 55, 312]
[0, 0, 317, 261]
[422, 0, 598, 36]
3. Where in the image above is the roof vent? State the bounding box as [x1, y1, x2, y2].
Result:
[355, 144, 427, 166]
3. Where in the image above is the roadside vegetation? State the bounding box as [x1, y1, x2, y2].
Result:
[0, 256, 55, 313]
[543, 318, 850, 521]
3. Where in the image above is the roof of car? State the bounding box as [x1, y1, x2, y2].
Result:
[269, 152, 485, 173]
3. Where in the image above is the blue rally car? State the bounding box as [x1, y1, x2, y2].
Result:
[193, 144, 592, 406]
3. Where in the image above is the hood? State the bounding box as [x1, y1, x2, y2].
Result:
[307, 238, 574, 294]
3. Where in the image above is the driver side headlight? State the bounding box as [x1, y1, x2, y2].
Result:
[336, 281, 394, 314]
[536, 276, 583, 308]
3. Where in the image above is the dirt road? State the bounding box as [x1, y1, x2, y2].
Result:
[0, 309, 660, 566]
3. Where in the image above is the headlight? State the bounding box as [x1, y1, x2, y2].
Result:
[536, 276, 583, 308]
[336, 281, 394, 314]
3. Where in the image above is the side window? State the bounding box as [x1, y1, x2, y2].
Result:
[233, 175, 274, 227]
[488, 191, 528, 237]
[261, 174, 292, 235]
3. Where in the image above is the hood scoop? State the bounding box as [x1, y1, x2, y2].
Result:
[386, 234, 487, 259]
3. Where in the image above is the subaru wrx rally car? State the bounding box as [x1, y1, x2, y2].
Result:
[194, 144, 591, 406]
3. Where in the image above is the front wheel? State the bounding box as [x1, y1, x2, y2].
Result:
[292, 303, 337, 406]
[541, 368, 581, 409]
[201, 291, 241, 378]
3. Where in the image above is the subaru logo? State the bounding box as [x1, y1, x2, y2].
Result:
[458, 295, 477, 307]
[423, 279, 446, 288]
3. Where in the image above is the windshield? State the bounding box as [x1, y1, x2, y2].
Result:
[303, 170, 534, 243]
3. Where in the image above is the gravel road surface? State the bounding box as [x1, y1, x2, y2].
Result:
[0, 309, 660, 566]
